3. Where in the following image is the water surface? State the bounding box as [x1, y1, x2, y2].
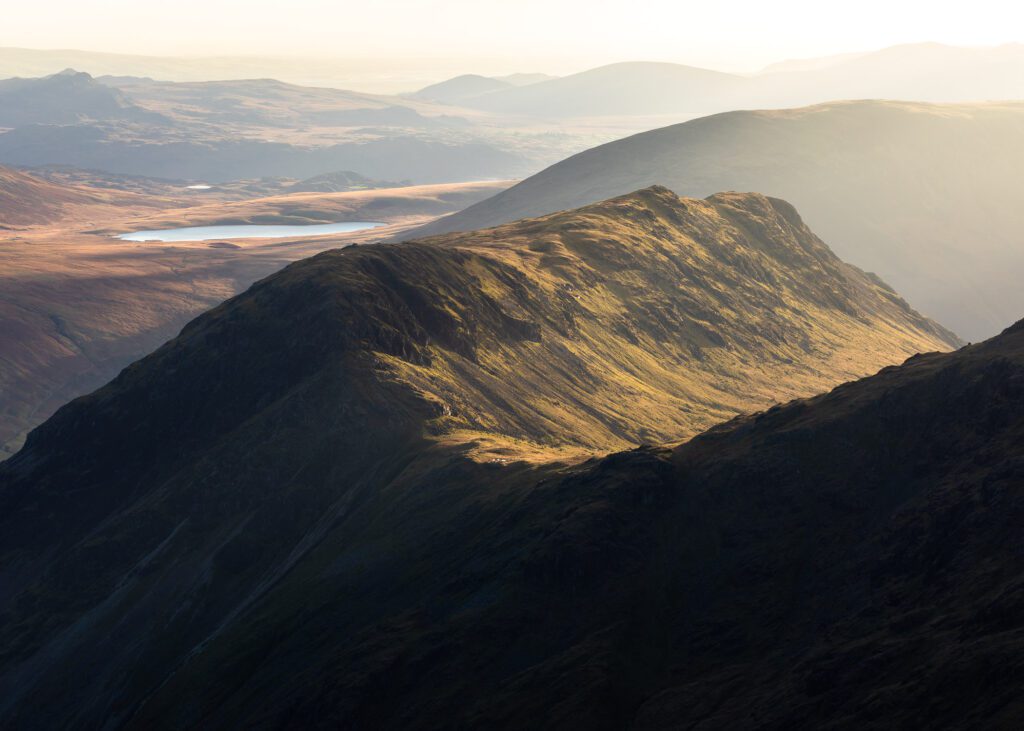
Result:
[118, 221, 386, 242]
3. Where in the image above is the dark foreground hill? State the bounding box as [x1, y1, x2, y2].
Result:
[0, 189, 960, 728]
[415, 100, 1024, 341]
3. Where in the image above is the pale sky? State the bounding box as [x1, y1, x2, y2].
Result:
[3, 0, 1023, 73]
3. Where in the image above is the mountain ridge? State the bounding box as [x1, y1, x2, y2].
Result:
[0, 185, 1016, 725]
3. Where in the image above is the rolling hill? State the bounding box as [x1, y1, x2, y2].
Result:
[468, 61, 750, 117]
[416, 100, 1024, 341]
[104, 76, 469, 128]
[458, 43, 1024, 119]
[2, 188, 1018, 730]
[0, 164, 98, 225]
[756, 41, 1024, 104]
[410, 73, 513, 104]
[0, 71, 573, 185]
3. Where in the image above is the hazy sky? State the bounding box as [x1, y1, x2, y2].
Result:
[4, 0, 1023, 73]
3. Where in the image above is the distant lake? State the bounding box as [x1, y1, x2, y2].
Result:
[117, 222, 386, 242]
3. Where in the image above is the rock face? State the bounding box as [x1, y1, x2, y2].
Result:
[0, 188, 960, 728]
[414, 100, 1024, 341]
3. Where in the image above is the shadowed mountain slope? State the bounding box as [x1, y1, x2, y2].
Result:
[415, 100, 1024, 341]
[0, 188, 959, 728]
[115, 316, 1024, 731]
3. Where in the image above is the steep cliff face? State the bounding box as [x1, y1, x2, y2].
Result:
[0, 188, 960, 728]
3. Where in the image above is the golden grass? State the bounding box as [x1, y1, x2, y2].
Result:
[370, 187, 958, 459]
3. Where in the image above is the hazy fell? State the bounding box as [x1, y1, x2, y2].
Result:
[409, 73, 514, 104]
[457, 43, 1024, 118]
[417, 100, 1024, 340]
[0, 71, 545, 184]
[0, 68, 162, 126]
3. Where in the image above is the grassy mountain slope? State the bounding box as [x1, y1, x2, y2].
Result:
[0, 189, 1011, 728]
[416, 100, 1024, 340]
[0, 164, 99, 225]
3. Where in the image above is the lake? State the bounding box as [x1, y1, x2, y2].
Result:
[117, 222, 386, 242]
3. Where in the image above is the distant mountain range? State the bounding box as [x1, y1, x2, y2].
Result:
[0, 187, 993, 729]
[5, 43, 1024, 189]
[0, 47, 525, 95]
[0, 70, 541, 183]
[0, 68, 164, 127]
[431, 43, 1024, 117]
[416, 99, 1024, 341]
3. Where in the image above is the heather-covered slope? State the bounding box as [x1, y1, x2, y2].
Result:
[0, 188, 958, 728]
[415, 100, 1024, 340]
